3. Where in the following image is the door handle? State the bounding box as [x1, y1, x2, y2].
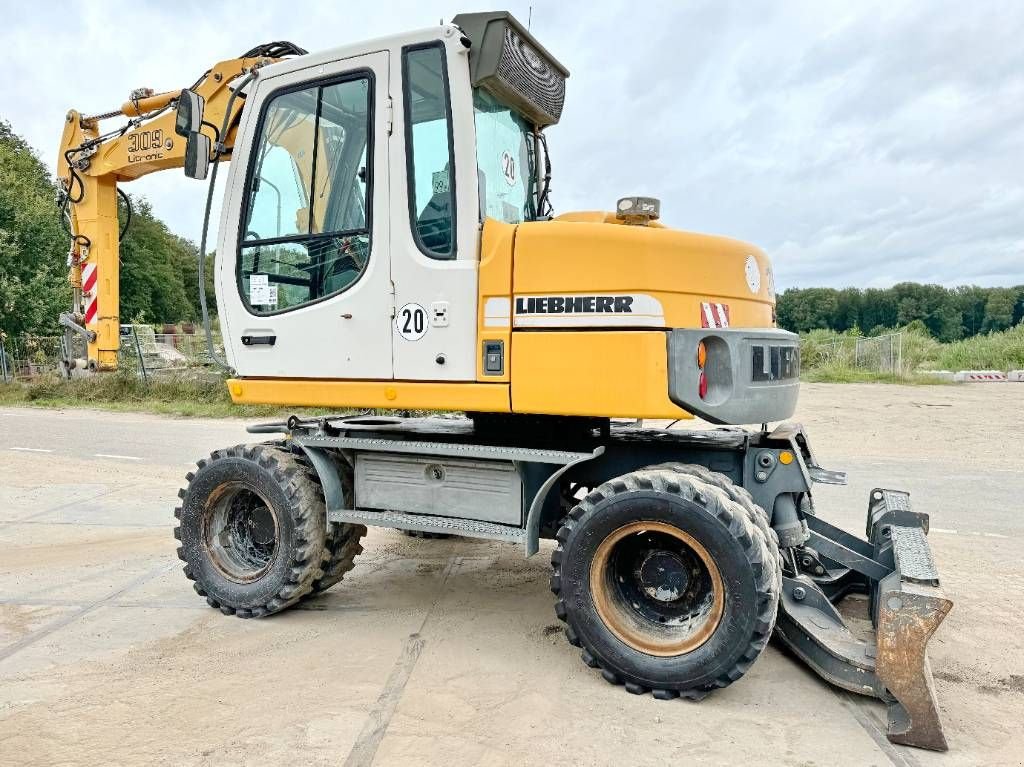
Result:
[241, 335, 276, 346]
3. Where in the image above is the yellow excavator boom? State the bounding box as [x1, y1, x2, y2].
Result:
[55, 48, 293, 371]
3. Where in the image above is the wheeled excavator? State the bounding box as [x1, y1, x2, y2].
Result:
[56, 11, 953, 750]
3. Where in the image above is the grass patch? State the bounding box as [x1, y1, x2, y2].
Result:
[0, 374, 329, 419]
[934, 324, 1024, 371]
[799, 323, 1023, 382]
[800, 365, 949, 385]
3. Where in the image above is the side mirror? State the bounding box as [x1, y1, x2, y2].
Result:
[175, 89, 205, 137]
[185, 132, 211, 180]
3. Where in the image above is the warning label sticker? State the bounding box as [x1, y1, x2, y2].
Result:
[250, 274, 270, 305]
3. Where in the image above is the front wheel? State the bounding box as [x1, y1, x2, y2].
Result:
[551, 468, 780, 699]
[174, 444, 327, 618]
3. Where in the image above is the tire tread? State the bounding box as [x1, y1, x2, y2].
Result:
[550, 467, 782, 700]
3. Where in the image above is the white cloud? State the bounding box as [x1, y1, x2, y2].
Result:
[2, 0, 1021, 289]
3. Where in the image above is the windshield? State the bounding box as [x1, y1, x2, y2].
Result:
[473, 88, 536, 223]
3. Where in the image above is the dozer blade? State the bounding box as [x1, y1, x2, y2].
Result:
[774, 488, 952, 752]
[871, 491, 953, 751]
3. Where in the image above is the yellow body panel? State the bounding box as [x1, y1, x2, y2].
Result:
[230, 213, 775, 416]
[228, 379, 511, 413]
[514, 216, 774, 328]
[511, 331, 692, 419]
[475, 219, 517, 382]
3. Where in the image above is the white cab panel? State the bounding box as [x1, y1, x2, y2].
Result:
[216, 51, 393, 379]
[388, 31, 480, 381]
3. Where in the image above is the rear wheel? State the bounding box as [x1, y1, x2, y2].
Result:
[308, 459, 366, 594]
[551, 468, 780, 698]
[175, 444, 327, 618]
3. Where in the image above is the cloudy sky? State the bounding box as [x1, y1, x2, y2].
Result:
[2, 1, 1021, 290]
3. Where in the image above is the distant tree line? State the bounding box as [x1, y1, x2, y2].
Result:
[777, 284, 1024, 341]
[0, 118, 214, 339]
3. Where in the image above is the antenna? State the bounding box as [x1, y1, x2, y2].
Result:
[528, 5, 533, 30]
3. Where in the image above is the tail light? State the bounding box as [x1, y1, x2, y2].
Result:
[697, 339, 708, 400]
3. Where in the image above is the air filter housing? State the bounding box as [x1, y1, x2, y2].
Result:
[453, 11, 569, 127]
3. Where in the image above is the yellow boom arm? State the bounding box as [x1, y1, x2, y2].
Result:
[55, 51, 281, 371]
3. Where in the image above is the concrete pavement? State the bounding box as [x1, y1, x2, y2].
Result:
[1, 385, 1022, 765]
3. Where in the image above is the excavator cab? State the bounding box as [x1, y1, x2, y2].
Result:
[198, 14, 571, 390]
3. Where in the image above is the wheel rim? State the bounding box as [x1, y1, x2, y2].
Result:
[590, 520, 724, 657]
[202, 482, 280, 583]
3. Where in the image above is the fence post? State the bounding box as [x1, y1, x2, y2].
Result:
[131, 325, 148, 383]
[898, 332, 904, 380]
[0, 337, 8, 383]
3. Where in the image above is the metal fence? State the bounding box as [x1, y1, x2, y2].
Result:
[855, 332, 904, 376]
[804, 331, 907, 379]
[0, 326, 224, 383]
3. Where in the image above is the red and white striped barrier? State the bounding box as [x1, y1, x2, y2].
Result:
[82, 263, 98, 325]
[953, 370, 1007, 382]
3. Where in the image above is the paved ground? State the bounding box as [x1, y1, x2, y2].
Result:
[0, 383, 1022, 766]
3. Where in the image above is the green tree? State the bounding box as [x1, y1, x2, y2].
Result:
[776, 288, 838, 332]
[952, 285, 989, 336]
[859, 288, 898, 332]
[982, 288, 1016, 332]
[1011, 285, 1024, 327]
[0, 119, 69, 338]
[0, 117, 209, 338]
[119, 197, 193, 323]
[833, 288, 861, 332]
[890, 283, 963, 341]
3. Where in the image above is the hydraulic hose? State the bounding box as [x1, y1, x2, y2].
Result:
[197, 69, 257, 374]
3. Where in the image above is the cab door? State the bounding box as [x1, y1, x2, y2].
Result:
[218, 51, 392, 379]
[389, 40, 480, 381]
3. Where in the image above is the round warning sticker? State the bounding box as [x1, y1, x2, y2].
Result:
[501, 151, 516, 186]
[744, 255, 761, 294]
[395, 303, 427, 341]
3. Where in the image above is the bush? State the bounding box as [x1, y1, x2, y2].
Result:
[935, 324, 1024, 371]
[798, 322, 1022, 382]
[797, 327, 935, 380]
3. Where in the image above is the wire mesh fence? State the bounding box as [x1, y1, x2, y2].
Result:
[801, 331, 907, 379]
[0, 326, 225, 383]
[855, 333, 903, 376]
[0, 335, 64, 382]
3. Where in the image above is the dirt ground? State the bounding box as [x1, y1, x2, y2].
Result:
[0, 383, 1022, 766]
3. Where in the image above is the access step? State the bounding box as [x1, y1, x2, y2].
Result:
[328, 508, 526, 543]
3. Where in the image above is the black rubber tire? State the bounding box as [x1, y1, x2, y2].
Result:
[550, 468, 781, 699]
[310, 522, 366, 592]
[174, 443, 327, 618]
[308, 460, 366, 594]
[649, 462, 778, 550]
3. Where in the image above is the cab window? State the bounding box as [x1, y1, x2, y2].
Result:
[239, 73, 372, 314]
[473, 88, 535, 223]
[403, 44, 456, 259]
